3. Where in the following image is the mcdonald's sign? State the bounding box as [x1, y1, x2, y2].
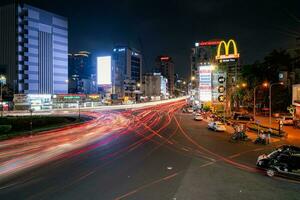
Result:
[215, 39, 240, 60]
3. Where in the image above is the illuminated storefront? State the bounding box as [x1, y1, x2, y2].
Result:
[13, 94, 52, 110]
[52, 94, 86, 108]
[292, 84, 300, 118]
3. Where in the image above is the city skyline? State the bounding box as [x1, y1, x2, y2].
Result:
[1, 0, 299, 79]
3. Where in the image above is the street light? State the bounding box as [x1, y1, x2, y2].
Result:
[0, 75, 6, 118]
[269, 82, 284, 126]
[77, 100, 81, 120]
[253, 82, 268, 122]
[241, 83, 247, 88]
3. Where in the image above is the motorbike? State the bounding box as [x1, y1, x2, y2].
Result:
[254, 137, 267, 145]
[230, 131, 249, 142]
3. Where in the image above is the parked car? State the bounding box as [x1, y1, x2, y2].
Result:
[194, 113, 203, 121]
[256, 145, 300, 179]
[208, 121, 226, 132]
[232, 112, 253, 121]
[276, 116, 294, 125]
[187, 107, 194, 113]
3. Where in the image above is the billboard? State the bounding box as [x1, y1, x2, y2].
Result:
[199, 65, 212, 102]
[97, 56, 112, 85]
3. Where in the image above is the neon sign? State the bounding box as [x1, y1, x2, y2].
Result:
[216, 39, 240, 60]
[160, 56, 170, 61]
[199, 41, 221, 46]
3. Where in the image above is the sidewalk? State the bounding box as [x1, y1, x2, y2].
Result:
[255, 116, 300, 141]
[204, 117, 280, 143]
[224, 122, 280, 143]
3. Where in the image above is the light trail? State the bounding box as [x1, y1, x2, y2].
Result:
[0, 100, 186, 181]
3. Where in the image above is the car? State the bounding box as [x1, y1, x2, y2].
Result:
[276, 116, 294, 125]
[232, 112, 253, 121]
[194, 114, 203, 121]
[187, 107, 194, 113]
[256, 145, 300, 179]
[208, 121, 226, 132]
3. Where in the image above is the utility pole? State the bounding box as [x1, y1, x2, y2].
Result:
[269, 82, 284, 126]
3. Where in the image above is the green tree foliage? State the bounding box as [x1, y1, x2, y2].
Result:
[240, 49, 292, 113]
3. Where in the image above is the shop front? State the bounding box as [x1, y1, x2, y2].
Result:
[13, 94, 52, 110]
[52, 94, 86, 109]
[292, 84, 300, 118]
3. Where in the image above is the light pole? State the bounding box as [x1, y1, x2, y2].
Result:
[0, 75, 6, 118]
[253, 82, 268, 122]
[77, 100, 81, 120]
[269, 82, 284, 126]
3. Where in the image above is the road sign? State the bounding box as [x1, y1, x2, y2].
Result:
[218, 76, 225, 83]
[218, 95, 225, 102]
[218, 85, 225, 93]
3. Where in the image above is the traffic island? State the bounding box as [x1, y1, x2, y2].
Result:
[0, 115, 90, 140]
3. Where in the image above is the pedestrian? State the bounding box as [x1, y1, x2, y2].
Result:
[267, 128, 271, 144]
[261, 131, 267, 145]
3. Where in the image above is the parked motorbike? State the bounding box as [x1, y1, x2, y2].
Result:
[254, 137, 267, 145]
[230, 131, 249, 142]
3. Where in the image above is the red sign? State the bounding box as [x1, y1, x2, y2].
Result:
[199, 41, 221, 46]
[160, 56, 170, 61]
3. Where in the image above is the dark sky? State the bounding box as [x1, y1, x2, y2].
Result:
[5, 0, 300, 79]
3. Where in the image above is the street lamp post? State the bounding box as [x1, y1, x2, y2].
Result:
[77, 101, 81, 120]
[269, 82, 284, 126]
[29, 108, 34, 134]
[253, 82, 268, 122]
[0, 75, 6, 118]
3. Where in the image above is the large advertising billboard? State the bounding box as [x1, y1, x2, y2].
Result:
[198, 65, 212, 102]
[97, 56, 112, 85]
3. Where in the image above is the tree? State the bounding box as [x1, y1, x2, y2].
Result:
[240, 49, 293, 113]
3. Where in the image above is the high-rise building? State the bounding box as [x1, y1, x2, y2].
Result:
[112, 46, 142, 98]
[155, 56, 174, 97]
[0, 3, 68, 94]
[142, 73, 168, 99]
[68, 51, 96, 94]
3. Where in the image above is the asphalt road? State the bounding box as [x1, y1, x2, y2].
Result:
[0, 101, 299, 200]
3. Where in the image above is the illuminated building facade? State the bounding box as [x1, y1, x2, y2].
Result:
[142, 73, 168, 100]
[190, 39, 240, 111]
[190, 40, 221, 103]
[0, 3, 68, 94]
[68, 51, 96, 94]
[155, 56, 174, 97]
[112, 46, 142, 98]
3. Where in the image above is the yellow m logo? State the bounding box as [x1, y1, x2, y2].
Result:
[216, 39, 239, 60]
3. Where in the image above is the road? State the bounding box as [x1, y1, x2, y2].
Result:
[0, 100, 299, 200]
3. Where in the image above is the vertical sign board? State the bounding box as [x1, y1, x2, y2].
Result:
[212, 71, 226, 104]
[198, 65, 212, 102]
[97, 56, 112, 96]
[97, 56, 112, 86]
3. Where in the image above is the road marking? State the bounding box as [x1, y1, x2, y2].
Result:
[181, 147, 189, 152]
[114, 172, 179, 200]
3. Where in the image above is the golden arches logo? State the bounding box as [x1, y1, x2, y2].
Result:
[216, 39, 239, 60]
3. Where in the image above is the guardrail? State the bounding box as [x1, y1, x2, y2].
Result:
[2, 97, 187, 116]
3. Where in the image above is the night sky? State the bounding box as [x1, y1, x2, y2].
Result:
[3, 0, 300, 79]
